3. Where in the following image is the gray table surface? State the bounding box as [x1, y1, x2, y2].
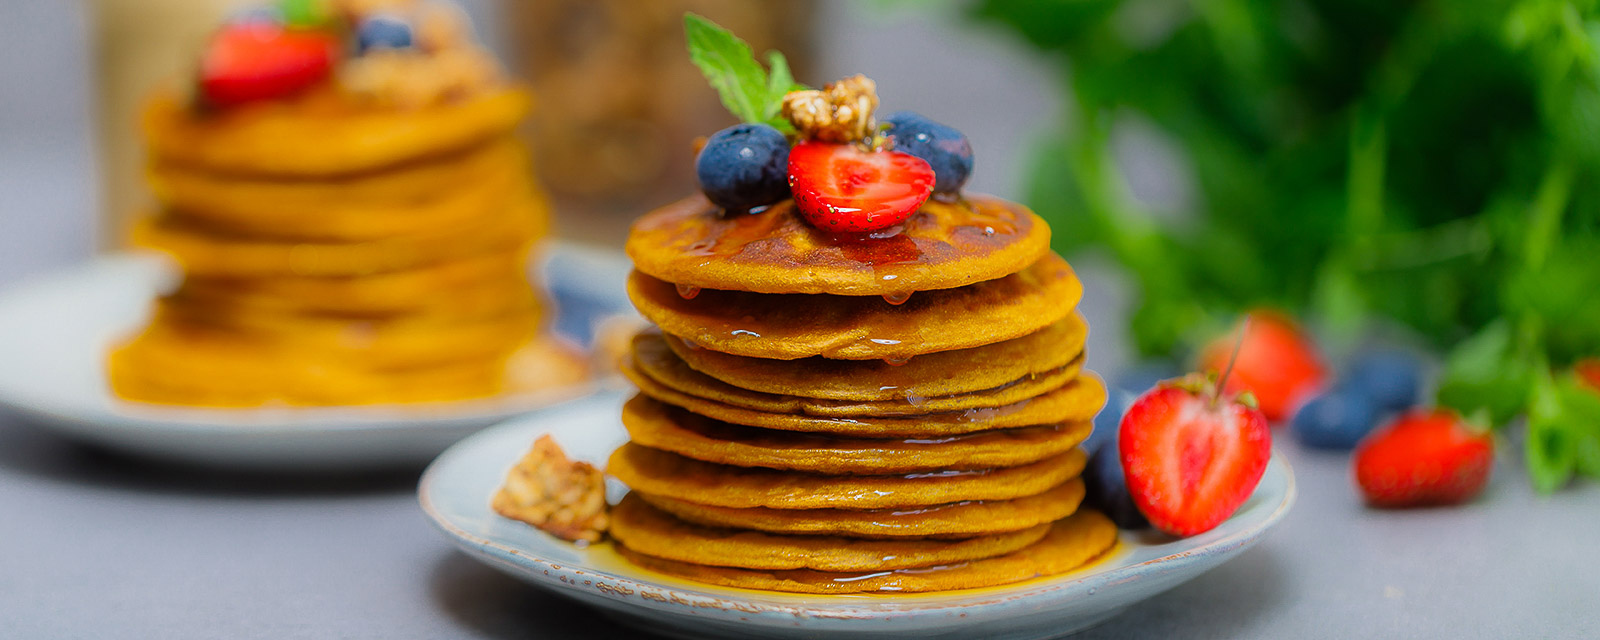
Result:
[2, 399, 1598, 639]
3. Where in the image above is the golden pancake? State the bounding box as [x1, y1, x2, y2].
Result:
[631, 332, 1080, 417]
[110, 336, 585, 407]
[125, 308, 538, 370]
[638, 479, 1086, 539]
[605, 443, 1088, 509]
[626, 193, 1050, 296]
[132, 201, 538, 278]
[149, 139, 532, 241]
[608, 495, 1051, 572]
[622, 395, 1091, 473]
[176, 250, 531, 315]
[159, 163, 534, 243]
[668, 313, 1089, 401]
[178, 272, 536, 317]
[627, 253, 1082, 361]
[617, 510, 1118, 594]
[161, 280, 538, 326]
[142, 86, 531, 176]
[625, 364, 1107, 437]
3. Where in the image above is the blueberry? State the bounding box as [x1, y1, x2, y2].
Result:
[1083, 434, 1149, 529]
[883, 111, 973, 194]
[1291, 386, 1380, 449]
[357, 14, 415, 53]
[1347, 350, 1422, 411]
[695, 123, 790, 212]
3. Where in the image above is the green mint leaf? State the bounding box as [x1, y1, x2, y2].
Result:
[683, 13, 808, 132]
[684, 13, 769, 124]
[1556, 374, 1600, 478]
[1436, 321, 1532, 426]
[1526, 368, 1577, 493]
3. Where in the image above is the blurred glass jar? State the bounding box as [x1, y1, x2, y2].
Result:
[506, 0, 813, 244]
[90, 0, 232, 248]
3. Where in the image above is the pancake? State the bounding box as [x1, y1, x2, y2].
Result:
[668, 313, 1089, 401]
[608, 495, 1052, 572]
[133, 200, 538, 278]
[617, 510, 1119, 594]
[622, 395, 1092, 473]
[626, 193, 1050, 296]
[176, 250, 531, 315]
[126, 307, 538, 370]
[624, 363, 1107, 437]
[632, 331, 1081, 417]
[110, 336, 584, 407]
[142, 86, 531, 176]
[150, 139, 531, 241]
[627, 253, 1081, 361]
[639, 479, 1086, 538]
[605, 443, 1088, 509]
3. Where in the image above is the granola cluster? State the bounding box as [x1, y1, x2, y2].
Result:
[781, 74, 879, 144]
[492, 435, 611, 544]
[338, 1, 503, 108]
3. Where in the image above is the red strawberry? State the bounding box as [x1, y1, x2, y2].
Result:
[199, 24, 336, 108]
[1577, 358, 1600, 393]
[1354, 409, 1493, 508]
[1119, 375, 1272, 536]
[1199, 310, 1327, 422]
[787, 141, 934, 233]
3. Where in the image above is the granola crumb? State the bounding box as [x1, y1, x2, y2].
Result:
[782, 74, 879, 144]
[492, 435, 610, 544]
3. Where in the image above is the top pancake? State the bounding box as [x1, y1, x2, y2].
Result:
[626, 193, 1050, 296]
[142, 86, 530, 177]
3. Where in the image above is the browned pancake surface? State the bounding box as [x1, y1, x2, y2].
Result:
[605, 443, 1087, 509]
[627, 253, 1082, 361]
[668, 313, 1089, 401]
[608, 495, 1051, 572]
[626, 194, 1050, 296]
[638, 479, 1086, 538]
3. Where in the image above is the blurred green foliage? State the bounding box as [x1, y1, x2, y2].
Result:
[973, 0, 1600, 489]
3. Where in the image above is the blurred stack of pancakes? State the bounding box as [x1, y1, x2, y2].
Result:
[108, 86, 588, 406]
[606, 193, 1118, 593]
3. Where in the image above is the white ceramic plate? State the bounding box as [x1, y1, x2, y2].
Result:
[421, 393, 1296, 640]
[0, 244, 634, 470]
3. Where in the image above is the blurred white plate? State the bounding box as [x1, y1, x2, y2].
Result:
[421, 393, 1296, 640]
[0, 244, 634, 470]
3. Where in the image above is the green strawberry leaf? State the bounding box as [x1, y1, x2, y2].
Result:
[683, 13, 807, 132]
[1437, 321, 1536, 426]
[1556, 373, 1600, 478]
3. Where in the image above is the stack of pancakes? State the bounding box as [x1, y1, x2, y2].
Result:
[108, 87, 587, 406]
[606, 193, 1118, 593]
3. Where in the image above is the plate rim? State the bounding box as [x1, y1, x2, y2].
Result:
[418, 398, 1297, 620]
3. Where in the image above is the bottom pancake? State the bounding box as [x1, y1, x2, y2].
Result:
[608, 494, 1051, 572]
[617, 509, 1118, 594]
[637, 478, 1086, 538]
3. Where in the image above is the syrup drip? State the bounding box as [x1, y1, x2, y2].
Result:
[679, 337, 703, 350]
[675, 283, 701, 300]
[881, 291, 913, 305]
[883, 356, 910, 367]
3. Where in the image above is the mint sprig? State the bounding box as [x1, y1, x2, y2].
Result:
[684, 13, 807, 133]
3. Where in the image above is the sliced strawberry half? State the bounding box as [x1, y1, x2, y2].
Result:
[199, 24, 337, 108]
[1119, 377, 1272, 536]
[787, 141, 935, 233]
